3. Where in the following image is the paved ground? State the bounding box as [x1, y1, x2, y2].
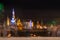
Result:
[0, 37, 60, 40]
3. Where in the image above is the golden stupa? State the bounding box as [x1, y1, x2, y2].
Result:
[17, 19, 23, 30]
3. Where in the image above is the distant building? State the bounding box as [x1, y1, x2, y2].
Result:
[6, 8, 23, 30]
[23, 20, 34, 29]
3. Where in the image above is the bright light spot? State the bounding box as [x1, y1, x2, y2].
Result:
[40, 26, 43, 29]
[33, 34, 36, 37]
[29, 20, 32, 27]
[11, 18, 15, 23]
[43, 26, 47, 29]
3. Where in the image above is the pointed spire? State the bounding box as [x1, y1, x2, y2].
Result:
[11, 8, 16, 24]
[12, 8, 15, 19]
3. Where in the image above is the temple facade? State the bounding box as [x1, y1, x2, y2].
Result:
[6, 8, 23, 31]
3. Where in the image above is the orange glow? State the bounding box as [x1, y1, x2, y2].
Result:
[17, 19, 22, 26]
[32, 22, 34, 27]
[18, 26, 23, 30]
[17, 19, 23, 30]
[40, 26, 43, 29]
[36, 21, 43, 29]
[36, 21, 42, 29]
[36, 24, 40, 29]
[43, 25, 47, 29]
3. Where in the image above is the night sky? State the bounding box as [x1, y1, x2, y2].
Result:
[1, 0, 60, 21]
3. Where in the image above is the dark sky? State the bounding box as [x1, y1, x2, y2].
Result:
[1, 0, 60, 20]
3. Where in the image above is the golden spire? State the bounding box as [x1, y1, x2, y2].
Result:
[17, 19, 23, 30]
[17, 19, 22, 26]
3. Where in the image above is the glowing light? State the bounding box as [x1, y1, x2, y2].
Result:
[7, 17, 10, 26]
[28, 20, 34, 29]
[17, 19, 23, 30]
[32, 22, 34, 27]
[12, 9, 14, 15]
[36, 21, 41, 29]
[12, 8, 15, 18]
[17, 19, 22, 26]
[11, 18, 15, 23]
[18, 27, 23, 30]
[7, 34, 11, 38]
[43, 25, 47, 29]
[40, 26, 43, 29]
[33, 34, 36, 37]
[30, 20, 32, 27]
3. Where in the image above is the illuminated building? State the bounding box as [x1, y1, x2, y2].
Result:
[17, 19, 22, 26]
[6, 8, 20, 33]
[6, 8, 17, 26]
[27, 20, 34, 29]
[40, 26, 43, 29]
[28, 20, 34, 29]
[17, 19, 23, 30]
[23, 20, 34, 29]
[36, 21, 43, 29]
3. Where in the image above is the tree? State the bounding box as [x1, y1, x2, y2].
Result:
[47, 20, 56, 26]
[0, 3, 4, 23]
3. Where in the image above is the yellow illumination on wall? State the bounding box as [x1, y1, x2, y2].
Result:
[7, 17, 10, 26]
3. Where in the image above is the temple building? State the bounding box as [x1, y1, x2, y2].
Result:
[23, 20, 34, 29]
[6, 8, 23, 30]
[17, 19, 23, 30]
[6, 8, 34, 30]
